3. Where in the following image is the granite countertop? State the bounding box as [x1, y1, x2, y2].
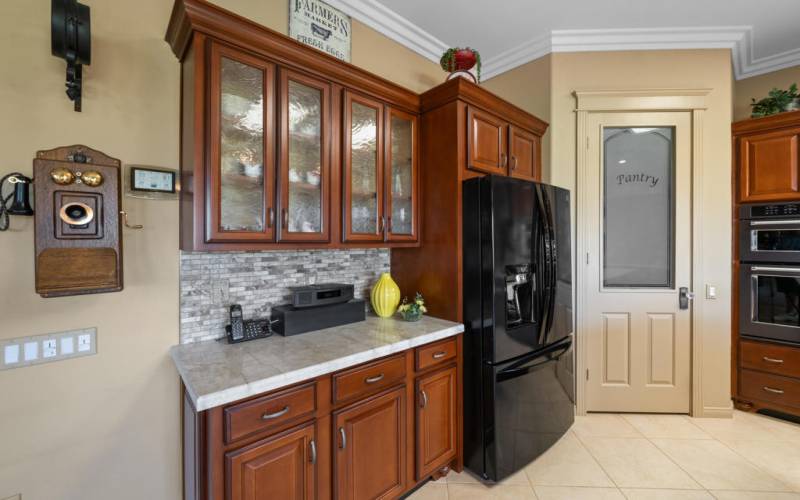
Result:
[171, 315, 464, 411]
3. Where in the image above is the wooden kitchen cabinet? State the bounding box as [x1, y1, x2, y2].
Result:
[168, 0, 421, 251]
[226, 422, 317, 500]
[416, 366, 457, 479]
[334, 386, 407, 500]
[342, 92, 420, 243]
[392, 78, 548, 322]
[181, 334, 463, 500]
[206, 41, 276, 244]
[509, 125, 541, 181]
[468, 106, 509, 175]
[734, 110, 800, 202]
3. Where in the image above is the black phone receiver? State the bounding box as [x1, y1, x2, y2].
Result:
[229, 304, 244, 341]
[0, 173, 34, 232]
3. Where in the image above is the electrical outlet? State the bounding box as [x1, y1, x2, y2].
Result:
[1, 328, 96, 370]
[43, 339, 57, 358]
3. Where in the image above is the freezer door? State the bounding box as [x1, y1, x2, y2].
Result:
[483, 337, 575, 481]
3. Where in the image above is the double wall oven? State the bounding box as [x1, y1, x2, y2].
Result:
[739, 203, 800, 345]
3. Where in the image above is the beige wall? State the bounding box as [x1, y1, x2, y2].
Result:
[549, 50, 733, 416]
[483, 55, 552, 180]
[733, 65, 800, 121]
[0, 1, 439, 499]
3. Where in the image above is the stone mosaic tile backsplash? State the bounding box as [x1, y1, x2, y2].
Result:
[179, 249, 390, 343]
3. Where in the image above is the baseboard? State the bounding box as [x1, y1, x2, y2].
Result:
[695, 405, 734, 418]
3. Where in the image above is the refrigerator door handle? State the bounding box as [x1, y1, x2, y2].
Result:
[497, 338, 572, 381]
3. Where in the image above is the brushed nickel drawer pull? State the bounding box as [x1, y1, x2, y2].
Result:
[420, 390, 428, 408]
[309, 439, 317, 464]
[763, 386, 785, 395]
[339, 427, 346, 449]
[432, 351, 447, 359]
[763, 356, 784, 364]
[365, 373, 384, 384]
[261, 405, 290, 420]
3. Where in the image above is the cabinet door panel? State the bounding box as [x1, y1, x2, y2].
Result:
[344, 92, 384, 242]
[739, 128, 800, 202]
[207, 42, 275, 242]
[334, 387, 406, 500]
[509, 126, 540, 181]
[226, 422, 316, 500]
[467, 106, 508, 176]
[385, 108, 419, 242]
[416, 367, 457, 479]
[278, 70, 330, 242]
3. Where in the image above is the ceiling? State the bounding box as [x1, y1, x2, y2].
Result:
[326, 0, 800, 80]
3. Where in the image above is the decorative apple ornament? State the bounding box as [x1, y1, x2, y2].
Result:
[440, 47, 481, 83]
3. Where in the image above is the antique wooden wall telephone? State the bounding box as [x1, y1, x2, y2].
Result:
[2, 145, 143, 297]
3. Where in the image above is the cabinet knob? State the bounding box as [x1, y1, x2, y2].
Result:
[420, 390, 428, 408]
[261, 405, 290, 420]
[309, 439, 317, 464]
[432, 351, 447, 359]
[512, 156, 518, 171]
[763, 356, 784, 364]
[267, 207, 275, 228]
[364, 373, 384, 384]
[763, 386, 785, 395]
[339, 427, 347, 449]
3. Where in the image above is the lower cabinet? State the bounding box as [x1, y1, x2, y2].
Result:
[416, 366, 458, 479]
[334, 387, 407, 500]
[183, 334, 462, 500]
[226, 422, 316, 500]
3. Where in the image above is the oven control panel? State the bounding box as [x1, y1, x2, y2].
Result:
[746, 203, 800, 218]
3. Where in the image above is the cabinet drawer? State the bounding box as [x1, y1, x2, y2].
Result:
[333, 354, 406, 404]
[740, 369, 800, 409]
[224, 382, 316, 443]
[741, 340, 800, 378]
[416, 338, 457, 371]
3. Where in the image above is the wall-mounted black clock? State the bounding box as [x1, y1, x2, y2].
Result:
[51, 0, 91, 112]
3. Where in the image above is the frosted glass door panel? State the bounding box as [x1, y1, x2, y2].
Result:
[350, 101, 379, 234]
[389, 115, 413, 235]
[220, 57, 265, 232]
[287, 80, 322, 233]
[603, 127, 675, 288]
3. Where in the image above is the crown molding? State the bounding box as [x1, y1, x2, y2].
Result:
[327, 1, 800, 82]
[324, 0, 448, 63]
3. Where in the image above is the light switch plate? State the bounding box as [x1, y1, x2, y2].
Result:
[1, 328, 96, 370]
[706, 285, 717, 299]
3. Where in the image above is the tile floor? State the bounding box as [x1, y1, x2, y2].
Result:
[408, 410, 800, 500]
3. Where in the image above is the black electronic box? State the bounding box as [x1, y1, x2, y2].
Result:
[271, 299, 365, 336]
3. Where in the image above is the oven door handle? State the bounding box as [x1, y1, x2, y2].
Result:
[750, 266, 800, 273]
[750, 219, 800, 226]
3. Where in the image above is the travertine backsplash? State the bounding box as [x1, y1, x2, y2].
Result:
[180, 249, 390, 343]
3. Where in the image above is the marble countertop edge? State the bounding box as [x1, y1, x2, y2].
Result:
[175, 320, 463, 412]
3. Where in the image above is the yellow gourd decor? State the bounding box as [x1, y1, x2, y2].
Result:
[371, 272, 401, 318]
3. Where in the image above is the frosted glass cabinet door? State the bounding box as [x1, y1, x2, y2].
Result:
[278, 70, 330, 242]
[207, 43, 276, 242]
[385, 109, 418, 241]
[344, 91, 384, 242]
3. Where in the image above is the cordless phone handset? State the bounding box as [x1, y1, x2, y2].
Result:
[229, 304, 244, 341]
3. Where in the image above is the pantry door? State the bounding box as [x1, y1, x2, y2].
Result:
[584, 112, 692, 413]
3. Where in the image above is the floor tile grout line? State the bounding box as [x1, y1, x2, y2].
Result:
[570, 427, 624, 490]
[707, 431, 797, 493]
[637, 431, 709, 491]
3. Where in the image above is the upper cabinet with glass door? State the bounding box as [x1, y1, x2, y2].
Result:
[278, 70, 330, 242]
[343, 91, 420, 243]
[207, 42, 275, 243]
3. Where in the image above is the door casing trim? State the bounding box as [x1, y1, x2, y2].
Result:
[574, 89, 714, 417]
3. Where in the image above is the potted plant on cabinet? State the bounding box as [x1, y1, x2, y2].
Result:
[440, 47, 482, 83]
[751, 83, 800, 118]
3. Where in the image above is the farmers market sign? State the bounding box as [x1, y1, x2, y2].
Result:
[289, 0, 351, 62]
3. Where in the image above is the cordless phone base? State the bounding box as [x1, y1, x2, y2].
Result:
[225, 319, 271, 344]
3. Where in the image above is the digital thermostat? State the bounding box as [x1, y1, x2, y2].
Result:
[131, 166, 176, 193]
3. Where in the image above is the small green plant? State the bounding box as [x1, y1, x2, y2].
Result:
[751, 83, 799, 118]
[397, 292, 427, 321]
[439, 47, 481, 83]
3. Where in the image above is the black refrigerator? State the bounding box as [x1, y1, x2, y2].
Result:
[462, 175, 574, 481]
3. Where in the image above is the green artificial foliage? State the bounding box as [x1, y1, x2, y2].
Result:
[750, 83, 799, 118]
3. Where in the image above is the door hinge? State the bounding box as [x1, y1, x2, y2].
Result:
[586, 136, 590, 149]
[586, 369, 589, 380]
[586, 252, 590, 265]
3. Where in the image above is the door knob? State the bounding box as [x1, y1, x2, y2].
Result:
[679, 287, 694, 310]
